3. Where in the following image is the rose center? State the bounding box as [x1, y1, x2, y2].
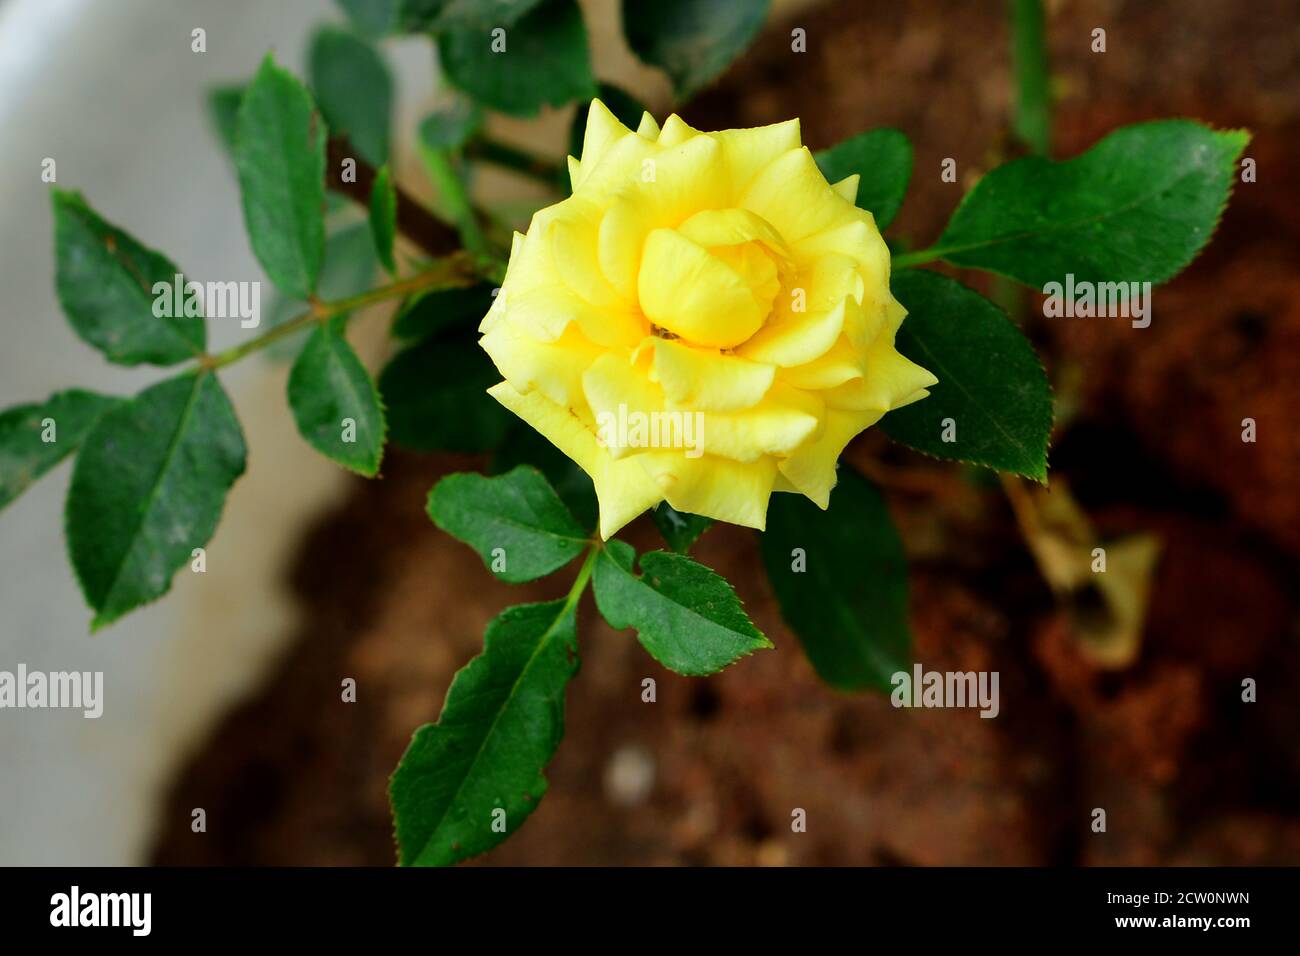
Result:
[637, 223, 785, 350]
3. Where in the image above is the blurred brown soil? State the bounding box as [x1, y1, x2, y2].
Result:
[152, 0, 1300, 866]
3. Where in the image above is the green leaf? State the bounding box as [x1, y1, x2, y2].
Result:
[593, 540, 770, 676]
[336, 0, 402, 37]
[882, 270, 1052, 479]
[369, 165, 398, 274]
[66, 373, 246, 630]
[207, 84, 245, 154]
[51, 190, 206, 365]
[929, 120, 1250, 287]
[492, 423, 597, 532]
[567, 83, 646, 161]
[436, 0, 596, 118]
[316, 223, 381, 303]
[426, 466, 587, 583]
[621, 0, 769, 99]
[814, 129, 913, 229]
[390, 284, 493, 341]
[263, 223, 380, 361]
[760, 470, 909, 692]
[418, 99, 484, 151]
[0, 390, 120, 511]
[380, 336, 512, 452]
[235, 54, 327, 300]
[651, 503, 712, 554]
[309, 25, 392, 166]
[287, 323, 386, 476]
[390, 597, 579, 866]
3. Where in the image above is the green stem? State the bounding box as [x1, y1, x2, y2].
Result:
[203, 257, 484, 370]
[562, 545, 600, 616]
[891, 247, 943, 270]
[1002, 0, 1051, 316]
[205, 308, 320, 368]
[1009, 0, 1051, 157]
[465, 137, 567, 190]
[420, 144, 488, 254]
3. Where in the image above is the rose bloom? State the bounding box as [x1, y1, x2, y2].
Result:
[480, 100, 936, 539]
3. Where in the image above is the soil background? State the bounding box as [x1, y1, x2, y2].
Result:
[152, 0, 1300, 866]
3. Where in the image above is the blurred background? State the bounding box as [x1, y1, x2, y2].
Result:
[1, 0, 1297, 865]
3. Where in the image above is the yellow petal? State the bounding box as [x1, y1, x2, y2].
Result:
[636, 451, 778, 530]
[581, 352, 668, 459]
[627, 133, 726, 219]
[736, 252, 863, 365]
[778, 408, 884, 508]
[841, 294, 907, 355]
[676, 207, 794, 276]
[792, 217, 889, 289]
[699, 382, 824, 462]
[578, 98, 632, 176]
[636, 111, 661, 139]
[740, 146, 860, 243]
[772, 473, 801, 494]
[650, 337, 775, 411]
[710, 119, 803, 200]
[638, 227, 766, 347]
[830, 174, 859, 203]
[496, 217, 644, 348]
[843, 298, 889, 353]
[737, 297, 846, 367]
[595, 134, 726, 300]
[776, 336, 866, 390]
[595, 198, 652, 303]
[487, 382, 662, 539]
[481, 321, 602, 409]
[821, 335, 938, 411]
[492, 228, 551, 302]
[709, 242, 780, 311]
[779, 250, 866, 318]
[479, 232, 524, 335]
[655, 113, 699, 148]
[502, 281, 642, 349]
[545, 195, 630, 311]
[883, 293, 908, 334]
[574, 125, 660, 197]
[492, 285, 577, 342]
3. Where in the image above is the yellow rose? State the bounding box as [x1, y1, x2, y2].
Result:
[480, 100, 937, 539]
